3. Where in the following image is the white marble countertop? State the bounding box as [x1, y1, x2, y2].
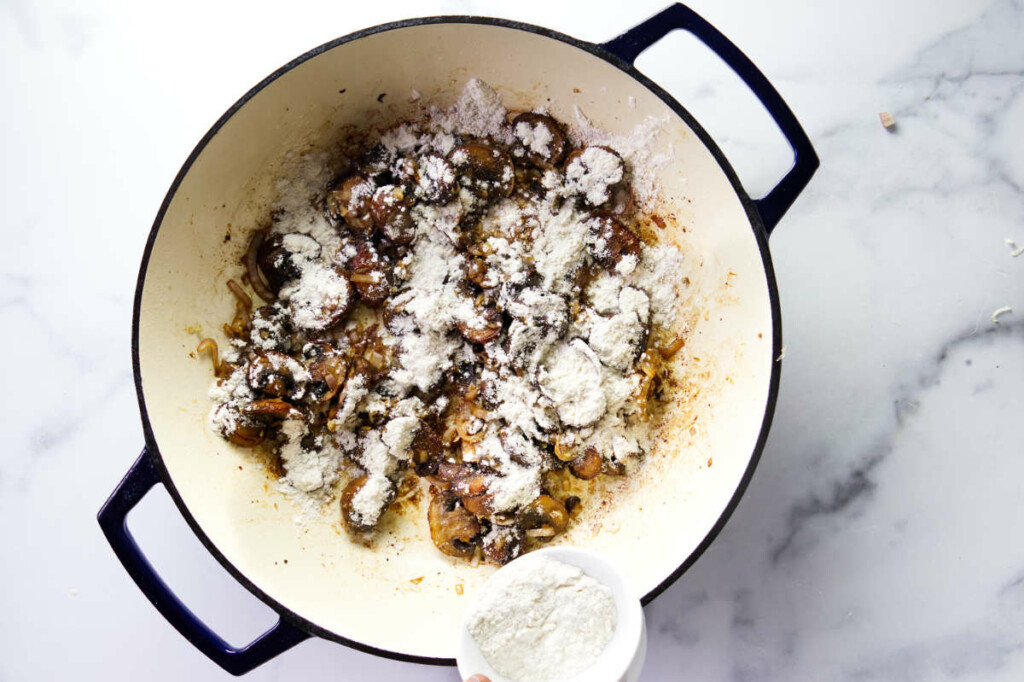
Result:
[3, 0, 1022, 680]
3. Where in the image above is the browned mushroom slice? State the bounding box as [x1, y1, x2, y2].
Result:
[587, 215, 641, 270]
[356, 144, 393, 178]
[288, 264, 354, 332]
[392, 156, 419, 188]
[371, 184, 415, 245]
[564, 145, 626, 207]
[327, 357, 376, 428]
[349, 240, 391, 308]
[249, 305, 292, 351]
[603, 183, 635, 218]
[448, 144, 514, 199]
[428, 491, 481, 558]
[569, 446, 603, 480]
[498, 428, 545, 468]
[436, 460, 474, 482]
[256, 233, 320, 294]
[410, 422, 443, 476]
[516, 494, 569, 539]
[255, 234, 292, 294]
[414, 153, 457, 204]
[341, 475, 397, 534]
[511, 113, 568, 167]
[325, 174, 376, 235]
[303, 342, 347, 402]
[455, 307, 503, 344]
[241, 398, 304, 421]
[246, 351, 303, 398]
[225, 421, 265, 447]
[481, 524, 525, 564]
[451, 474, 494, 516]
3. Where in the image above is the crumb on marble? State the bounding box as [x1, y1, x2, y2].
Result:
[1004, 238, 1024, 257]
[879, 111, 896, 130]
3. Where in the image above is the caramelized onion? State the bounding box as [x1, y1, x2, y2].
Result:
[659, 334, 686, 358]
[226, 279, 252, 311]
[196, 338, 221, 376]
[244, 229, 276, 303]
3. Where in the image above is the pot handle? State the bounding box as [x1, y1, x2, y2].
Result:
[601, 3, 818, 234]
[97, 449, 311, 675]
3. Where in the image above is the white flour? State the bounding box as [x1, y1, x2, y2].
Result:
[466, 556, 617, 682]
[565, 146, 624, 206]
[208, 78, 688, 530]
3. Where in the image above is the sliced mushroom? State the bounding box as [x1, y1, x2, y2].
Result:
[516, 494, 569, 538]
[569, 446, 603, 480]
[481, 524, 525, 564]
[564, 145, 626, 207]
[256, 233, 320, 294]
[286, 264, 354, 332]
[587, 215, 641, 270]
[460, 493, 494, 517]
[392, 155, 419, 188]
[448, 144, 514, 199]
[456, 306, 503, 345]
[249, 304, 292, 351]
[409, 422, 443, 476]
[499, 427, 544, 468]
[349, 240, 391, 308]
[448, 357, 480, 392]
[341, 475, 397, 534]
[241, 398, 304, 421]
[356, 143, 394, 178]
[256, 234, 293, 294]
[326, 174, 376, 235]
[371, 184, 415, 245]
[603, 183, 635, 218]
[428, 491, 481, 558]
[511, 113, 568, 168]
[451, 473, 494, 516]
[436, 460, 474, 482]
[225, 421, 265, 447]
[303, 342, 347, 402]
[414, 153, 457, 204]
[247, 351, 302, 398]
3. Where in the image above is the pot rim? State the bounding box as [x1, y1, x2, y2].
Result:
[130, 14, 782, 667]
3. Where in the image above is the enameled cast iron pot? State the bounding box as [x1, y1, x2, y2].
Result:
[99, 4, 817, 675]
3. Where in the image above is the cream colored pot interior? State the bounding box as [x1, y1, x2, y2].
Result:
[137, 22, 775, 660]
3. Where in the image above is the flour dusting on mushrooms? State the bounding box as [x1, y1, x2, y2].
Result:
[203, 79, 687, 563]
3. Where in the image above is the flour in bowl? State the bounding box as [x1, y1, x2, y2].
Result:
[466, 556, 616, 682]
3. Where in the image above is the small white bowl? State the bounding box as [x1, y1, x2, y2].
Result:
[456, 546, 647, 682]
